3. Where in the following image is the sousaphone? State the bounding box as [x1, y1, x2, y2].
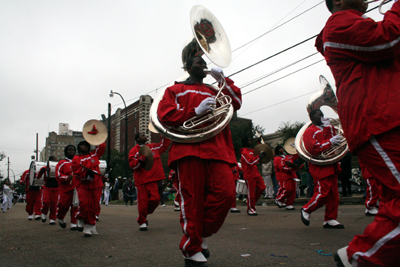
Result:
[82, 119, 108, 145]
[149, 5, 234, 143]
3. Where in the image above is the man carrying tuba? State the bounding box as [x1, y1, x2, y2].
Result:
[157, 56, 242, 267]
[300, 109, 344, 229]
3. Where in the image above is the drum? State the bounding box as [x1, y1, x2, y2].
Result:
[99, 160, 107, 175]
[72, 189, 79, 207]
[236, 179, 248, 195]
[29, 161, 46, 187]
[47, 161, 58, 178]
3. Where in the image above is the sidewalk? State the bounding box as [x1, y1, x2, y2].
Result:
[235, 194, 365, 206]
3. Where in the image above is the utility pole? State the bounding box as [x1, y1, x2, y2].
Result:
[107, 103, 111, 173]
[7, 157, 10, 180]
[36, 133, 39, 160]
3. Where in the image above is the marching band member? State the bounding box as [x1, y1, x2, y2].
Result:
[72, 141, 105, 237]
[55, 145, 78, 230]
[299, 110, 344, 229]
[128, 133, 170, 231]
[240, 136, 266, 216]
[230, 163, 242, 213]
[273, 145, 298, 210]
[1, 179, 14, 213]
[157, 56, 242, 267]
[319, 1, 400, 266]
[103, 178, 111, 206]
[37, 156, 59, 225]
[167, 169, 180, 211]
[20, 169, 42, 220]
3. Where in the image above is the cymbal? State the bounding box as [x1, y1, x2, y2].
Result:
[139, 145, 154, 171]
[284, 137, 298, 155]
[82, 119, 108, 145]
[254, 144, 273, 163]
[148, 121, 158, 134]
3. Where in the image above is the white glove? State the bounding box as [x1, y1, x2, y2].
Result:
[321, 117, 330, 127]
[195, 97, 216, 116]
[210, 67, 225, 83]
[330, 135, 342, 146]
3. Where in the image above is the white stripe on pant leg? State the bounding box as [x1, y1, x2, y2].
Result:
[370, 136, 400, 184]
[305, 181, 321, 211]
[352, 225, 400, 264]
[246, 180, 254, 213]
[176, 163, 189, 257]
[366, 179, 373, 209]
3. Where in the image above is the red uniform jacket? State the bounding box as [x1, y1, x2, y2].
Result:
[55, 159, 77, 193]
[240, 148, 261, 180]
[129, 137, 171, 187]
[20, 170, 30, 192]
[157, 78, 242, 168]
[316, 3, 400, 151]
[71, 143, 105, 189]
[273, 154, 299, 182]
[303, 124, 341, 180]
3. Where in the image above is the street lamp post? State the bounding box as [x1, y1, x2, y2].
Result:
[110, 90, 129, 179]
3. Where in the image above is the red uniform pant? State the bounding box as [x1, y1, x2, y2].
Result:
[176, 157, 235, 258]
[136, 181, 160, 225]
[75, 185, 101, 226]
[231, 180, 239, 209]
[57, 189, 78, 224]
[347, 128, 400, 267]
[276, 179, 296, 206]
[365, 177, 381, 209]
[245, 176, 266, 213]
[302, 175, 339, 221]
[25, 189, 42, 216]
[41, 187, 59, 220]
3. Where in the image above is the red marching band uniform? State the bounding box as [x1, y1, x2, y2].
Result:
[240, 147, 266, 214]
[37, 165, 59, 223]
[157, 77, 241, 259]
[301, 124, 341, 223]
[128, 136, 171, 226]
[20, 169, 42, 219]
[71, 143, 105, 227]
[316, 2, 400, 265]
[55, 158, 78, 227]
[274, 154, 299, 208]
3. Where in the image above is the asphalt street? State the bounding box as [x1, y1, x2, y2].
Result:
[0, 202, 374, 267]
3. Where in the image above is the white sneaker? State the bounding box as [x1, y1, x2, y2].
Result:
[365, 207, 378, 216]
[185, 251, 207, 262]
[285, 205, 295, 210]
[334, 246, 352, 267]
[83, 224, 94, 237]
[49, 219, 56, 225]
[34, 215, 41, 220]
[77, 219, 84, 232]
[162, 204, 166, 207]
[28, 215, 34, 220]
[323, 220, 345, 229]
[41, 213, 47, 223]
[139, 223, 147, 231]
[248, 210, 258, 216]
[91, 225, 98, 235]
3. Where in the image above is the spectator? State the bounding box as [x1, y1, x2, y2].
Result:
[123, 178, 135, 206]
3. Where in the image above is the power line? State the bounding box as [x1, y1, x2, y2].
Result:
[240, 90, 318, 117]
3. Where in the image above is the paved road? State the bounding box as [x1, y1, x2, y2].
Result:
[0, 202, 373, 267]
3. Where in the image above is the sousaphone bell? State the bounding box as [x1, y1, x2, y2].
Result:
[82, 119, 108, 145]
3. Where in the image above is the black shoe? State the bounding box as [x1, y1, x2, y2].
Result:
[230, 209, 241, 213]
[184, 259, 208, 267]
[84, 233, 92, 237]
[300, 209, 310, 226]
[202, 248, 210, 259]
[78, 227, 84, 232]
[323, 224, 345, 229]
[247, 212, 258, 216]
[59, 221, 67, 229]
[70, 226, 78, 231]
[139, 227, 147, 231]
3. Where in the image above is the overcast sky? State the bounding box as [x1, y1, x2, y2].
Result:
[0, 0, 387, 179]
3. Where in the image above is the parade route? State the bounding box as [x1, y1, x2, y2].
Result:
[0, 203, 373, 267]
